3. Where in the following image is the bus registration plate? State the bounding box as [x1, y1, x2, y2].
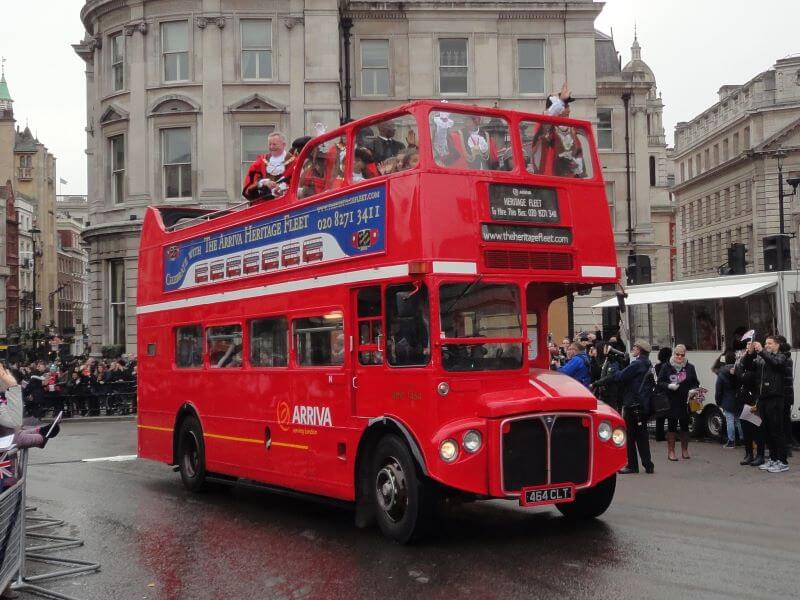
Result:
[520, 484, 575, 507]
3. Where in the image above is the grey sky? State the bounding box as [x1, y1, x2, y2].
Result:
[1, 0, 798, 196]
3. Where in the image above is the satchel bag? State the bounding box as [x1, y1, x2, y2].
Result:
[650, 374, 671, 418]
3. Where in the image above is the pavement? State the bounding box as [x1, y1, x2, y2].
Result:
[18, 420, 800, 600]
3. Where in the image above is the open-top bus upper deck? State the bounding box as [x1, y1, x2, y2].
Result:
[138, 101, 618, 312]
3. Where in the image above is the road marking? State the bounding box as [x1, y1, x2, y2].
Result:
[81, 455, 138, 463]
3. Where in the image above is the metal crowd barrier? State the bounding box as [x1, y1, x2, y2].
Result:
[30, 380, 138, 418]
[0, 448, 100, 599]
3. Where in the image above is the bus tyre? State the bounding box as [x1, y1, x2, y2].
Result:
[704, 406, 723, 440]
[556, 475, 616, 520]
[178, 416, 209, 493]
[372, 434, 432, 543]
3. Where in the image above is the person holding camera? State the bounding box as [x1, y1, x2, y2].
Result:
[739, 337, 789, 473]
[595, 339, 628, 411]
[592, 339, 654, 474]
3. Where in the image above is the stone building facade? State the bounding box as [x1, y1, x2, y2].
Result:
[0, 73, 60, 335]
[2, 181, 19, 333]
[672, 56, 800, 279]
[75, 0, 671, 352]
[15, 194, 35, 330]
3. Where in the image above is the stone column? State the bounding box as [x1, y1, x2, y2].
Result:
[126, 17, 149, 203]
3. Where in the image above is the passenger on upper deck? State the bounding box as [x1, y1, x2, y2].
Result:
[242, 132, 298, 202]
[366, 122, 406, 165]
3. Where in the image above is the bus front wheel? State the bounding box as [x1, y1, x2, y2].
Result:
[371, 434, 433, 543]
[178, 415, 209, 493]
[556, 475, 616, 520]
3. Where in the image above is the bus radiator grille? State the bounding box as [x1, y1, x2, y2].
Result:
[549, 417, 590, 486]
[502, 418, 548, 491]
[484, 250, 573, 271]
[501, 415, 590, 493]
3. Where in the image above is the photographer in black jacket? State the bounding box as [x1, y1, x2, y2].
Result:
[740, 336, 789, 473]
[593, 339, 654, 474]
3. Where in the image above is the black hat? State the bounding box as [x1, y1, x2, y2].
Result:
[291, 136, 312, 152]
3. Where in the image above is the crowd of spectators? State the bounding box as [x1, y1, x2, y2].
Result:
[4, 356, 137, 420]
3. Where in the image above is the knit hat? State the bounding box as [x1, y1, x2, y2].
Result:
[634, 339, 651, 354]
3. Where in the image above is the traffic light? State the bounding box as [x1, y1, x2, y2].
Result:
[763, 235, 791, 272]
[626, 254, 652, 285]
[727, 243, 747, 275]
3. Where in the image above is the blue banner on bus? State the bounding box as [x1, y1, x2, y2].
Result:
[163, 185, 386, 292]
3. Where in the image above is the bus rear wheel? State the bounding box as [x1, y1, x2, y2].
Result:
[372, 434, 432, 543]
[178, 415, 209, 493]
[556, 474, 616, 520]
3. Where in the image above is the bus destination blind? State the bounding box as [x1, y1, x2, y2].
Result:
[488, 184, 559, 223]
[163, 185, 386, 292]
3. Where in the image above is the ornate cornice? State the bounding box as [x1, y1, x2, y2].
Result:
[283, 16, 304, 29]
[124, 21, 148, 36]
[196, 16, 226, 30]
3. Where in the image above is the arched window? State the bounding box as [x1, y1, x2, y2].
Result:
[649, 156, 656, 187]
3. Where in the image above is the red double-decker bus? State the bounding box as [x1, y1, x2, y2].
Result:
[137, 101, 626, 542]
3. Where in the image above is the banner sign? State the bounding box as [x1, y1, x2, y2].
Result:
[481, 224, 572, 245]
[163, 185, 386, 292]
[488, 184, 559, 223]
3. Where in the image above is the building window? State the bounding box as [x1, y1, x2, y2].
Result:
[241, 126, 273, 181]
[517, 39, 545, 94]
[439, 38, 468, 94]
[162, 128, 191, 199]
[110, 135, 125, 204]
[111, 33, 124, 91]
[733, 132, 740, 155]
[704, 149, 710, 171]
[649, 156, 656, 186]
[361, 39, 390, 96]
[723, 138, 729, 162]
[743, 127, 750, 149]
[161, 21, 189, 82]
[694, 154, 700, 176]
[109, 260, 125, 347]
[241, 19, 272, 80]
[597, 108, 612, 149]
[680, 162, 685, 183]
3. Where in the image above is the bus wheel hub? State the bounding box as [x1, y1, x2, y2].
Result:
[376, 459, 407, 521]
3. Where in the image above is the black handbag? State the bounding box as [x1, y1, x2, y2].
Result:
[638, 367, 670, 418]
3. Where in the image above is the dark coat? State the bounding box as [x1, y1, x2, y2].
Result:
[657, 361, 700, 420]
[740, 350, 786, 401]
[715, 367, 740, 413]
[608, 354, 652, 409]
[782, 352, 794, 407]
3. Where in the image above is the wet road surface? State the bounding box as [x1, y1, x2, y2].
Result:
[21, 421, 800, 599]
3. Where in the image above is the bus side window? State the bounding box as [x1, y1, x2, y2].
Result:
[386, 283, 430, 367]
[520, 120, 594, 179]
[207, 324, 243, 368]
[296, 136, 345, 200]
[354, 114, 419, 179]
[294, 313, 344, 366]
[357, 287, 383, 365]
[175, 325, 203, 368]
[250, 317, 288, 367]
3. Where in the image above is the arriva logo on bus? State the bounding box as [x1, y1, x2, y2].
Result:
[277, 401, 333, 431]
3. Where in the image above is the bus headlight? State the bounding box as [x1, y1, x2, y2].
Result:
[597, 421, 613, 442]
[439, 439, 458, 462]
[462, 430, 482, 453]
[612, 428, 626, 447]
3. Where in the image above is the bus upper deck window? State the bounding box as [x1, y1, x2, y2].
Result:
[353, 114, 419, 179]
[519, 119, 594, 179]
[429, 111, 512, 171]
[296, 136, 345, 199]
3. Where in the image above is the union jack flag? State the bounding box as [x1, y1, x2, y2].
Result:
[0, 452, 16, 479]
